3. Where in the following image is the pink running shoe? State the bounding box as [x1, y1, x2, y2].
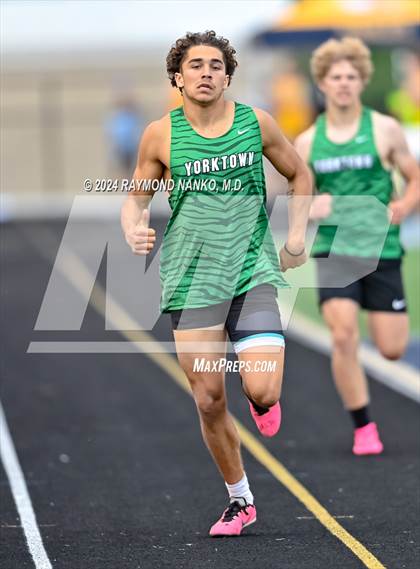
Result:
[248, 400, 281, 437]
[209, 500, 257, 537]
[353, 422, 384, 456]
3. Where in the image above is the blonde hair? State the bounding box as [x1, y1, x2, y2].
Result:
[310, 37, 374, 84]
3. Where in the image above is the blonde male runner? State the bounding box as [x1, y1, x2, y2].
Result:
[121, 31, 312, 536]
[295, 37, 419, 456]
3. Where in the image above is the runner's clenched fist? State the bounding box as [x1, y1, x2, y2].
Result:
[125, 208, 156, 255]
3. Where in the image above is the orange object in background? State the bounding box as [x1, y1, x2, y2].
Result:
[275, 0, 420, 31]
[271, 63, 314, 141]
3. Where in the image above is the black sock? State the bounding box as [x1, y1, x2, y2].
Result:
[350, 406, 371, 429]
[240, 377, 269, 416]
[249, 399, 269, 416]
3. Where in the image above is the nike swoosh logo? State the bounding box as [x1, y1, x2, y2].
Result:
[238, 128, 249, 135]
[355, 135, 367, 143]
[392, 299, 406, 310]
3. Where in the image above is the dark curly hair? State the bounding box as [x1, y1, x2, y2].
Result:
[166, 30, 238, 90]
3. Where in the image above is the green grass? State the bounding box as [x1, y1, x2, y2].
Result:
[288, 249, 420, 337]
[402, 248, 420, 335]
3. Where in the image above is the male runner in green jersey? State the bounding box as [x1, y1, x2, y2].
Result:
[295, 37, 419, 456]
[121, 31, 312, 536]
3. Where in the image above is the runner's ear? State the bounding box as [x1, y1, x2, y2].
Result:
[174, 72, 184, 90]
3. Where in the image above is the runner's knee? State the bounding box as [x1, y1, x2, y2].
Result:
[250, 391, 279, 409]
[194, 389, 227, 418]
[177, 355, 227, 416]
[331, 324, 359, 353]
[243, 378, 280, 409]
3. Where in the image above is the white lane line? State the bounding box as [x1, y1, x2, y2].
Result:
[0, 401, 53, 569]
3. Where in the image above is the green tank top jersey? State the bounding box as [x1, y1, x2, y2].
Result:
[160, 102, 287, 312]
[309, 107, 402, 259]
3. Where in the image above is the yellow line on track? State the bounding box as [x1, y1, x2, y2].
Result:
[54, 248, 386, 569]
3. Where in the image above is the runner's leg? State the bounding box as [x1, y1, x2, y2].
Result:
[322, 298, 369, 410]
[173, 327, 244, 485]
[367, 312, 409, 361]
[239, 346, 284, 409]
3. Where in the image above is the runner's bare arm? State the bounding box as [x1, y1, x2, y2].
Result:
[385, 117, 420, 224]
[295, 126, 332, 220]
[121, 120, 165, 255]
[294, 126, 315, 164]
[255, 109, 313, 270]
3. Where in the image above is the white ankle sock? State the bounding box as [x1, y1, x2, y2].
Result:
[225, 473, 254, 505]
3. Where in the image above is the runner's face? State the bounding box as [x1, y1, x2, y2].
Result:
[319, 60, 364, 109]
[175, 45, 229, 103]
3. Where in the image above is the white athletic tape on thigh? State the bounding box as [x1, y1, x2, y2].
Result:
[234, 333, 285, 353]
